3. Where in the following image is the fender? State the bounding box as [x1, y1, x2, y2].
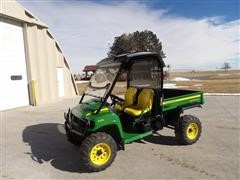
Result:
[88, 111, 124, 140]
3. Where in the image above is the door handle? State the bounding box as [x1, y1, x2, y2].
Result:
[10, 75, 23, 80]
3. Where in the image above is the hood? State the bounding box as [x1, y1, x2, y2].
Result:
[71, 99, 105, 119]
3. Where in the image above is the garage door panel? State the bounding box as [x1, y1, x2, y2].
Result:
[0, 20, 29, 110]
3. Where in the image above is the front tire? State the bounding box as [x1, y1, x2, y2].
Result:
[175, 115, 202, 145]
[79, 132, 117, 172]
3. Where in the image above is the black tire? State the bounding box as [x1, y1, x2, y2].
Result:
[79, 132, 117, 172]
[175, 115, 202, 145]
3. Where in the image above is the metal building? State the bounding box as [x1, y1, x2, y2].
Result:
[0, 0, 78, 110]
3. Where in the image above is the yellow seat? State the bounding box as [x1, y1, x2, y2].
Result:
[124, 89, 154, 116]
[115, 87, 137, 111]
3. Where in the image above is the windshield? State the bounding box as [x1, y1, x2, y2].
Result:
[84, 60, 121, 100]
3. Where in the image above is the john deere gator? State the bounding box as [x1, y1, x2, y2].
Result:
[64, 52, 204, 172]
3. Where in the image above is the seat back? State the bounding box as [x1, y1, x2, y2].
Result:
[124, 87, 137, 107]
[137, 89, 154, 111]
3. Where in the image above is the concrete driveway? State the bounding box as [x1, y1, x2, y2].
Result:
[1, 96, 239, 179]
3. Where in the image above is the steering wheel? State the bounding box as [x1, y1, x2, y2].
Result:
[110, 94, 124, 106]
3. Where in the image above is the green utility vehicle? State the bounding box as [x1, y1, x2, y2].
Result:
[64, 52, 204, 172]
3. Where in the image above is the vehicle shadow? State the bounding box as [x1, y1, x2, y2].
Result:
[143, 132, 181, 146]
[22, 123, 88, 173]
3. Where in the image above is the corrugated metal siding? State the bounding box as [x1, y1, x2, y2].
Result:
[24, 24, 77, 104]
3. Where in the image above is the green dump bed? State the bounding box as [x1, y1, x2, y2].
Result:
[162, 89, 204, 111]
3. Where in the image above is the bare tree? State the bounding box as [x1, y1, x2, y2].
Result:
[221, 62, 231, 72]
[166, 64, 171, 72]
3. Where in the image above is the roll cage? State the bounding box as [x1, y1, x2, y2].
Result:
[80, 52, 165, 114]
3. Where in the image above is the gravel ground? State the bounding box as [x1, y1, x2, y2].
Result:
[1, 96, 239, 179]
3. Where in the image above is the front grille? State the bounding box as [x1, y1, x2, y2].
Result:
[71, 114, 78, 123]
[71, 114, 88, 129]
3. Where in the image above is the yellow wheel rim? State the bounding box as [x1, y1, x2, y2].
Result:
[90, 143, 111, 166]
[186, 123, 199, 140]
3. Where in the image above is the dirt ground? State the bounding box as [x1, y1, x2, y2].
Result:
[1, 96, 239, 179]
[76, 70, 240, 94]
[170, 70, 240, 93]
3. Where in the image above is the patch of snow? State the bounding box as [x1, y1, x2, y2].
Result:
[164, 83, 178, 88]
[171, 77, 191, 81]
[194, 84, 202, 87]
[163, 83, 189, 89]
[75, 80, 89, 84]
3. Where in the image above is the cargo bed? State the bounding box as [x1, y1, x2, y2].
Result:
[163, 89, 204, 111]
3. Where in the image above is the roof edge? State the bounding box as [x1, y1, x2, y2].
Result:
[0, 0, 48, 28]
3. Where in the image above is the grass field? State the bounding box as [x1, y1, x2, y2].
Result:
[169, 70, 240, 93]
[76, 70, 240, 94]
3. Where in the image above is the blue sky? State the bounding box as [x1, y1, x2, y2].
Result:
[150, 0, 239, 21]
[88, 0, 239, 21]
[19, 0, 239, 72]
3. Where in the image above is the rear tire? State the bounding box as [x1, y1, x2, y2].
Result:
[79, 132, 117, 172]
[175, 115, 202, 145]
